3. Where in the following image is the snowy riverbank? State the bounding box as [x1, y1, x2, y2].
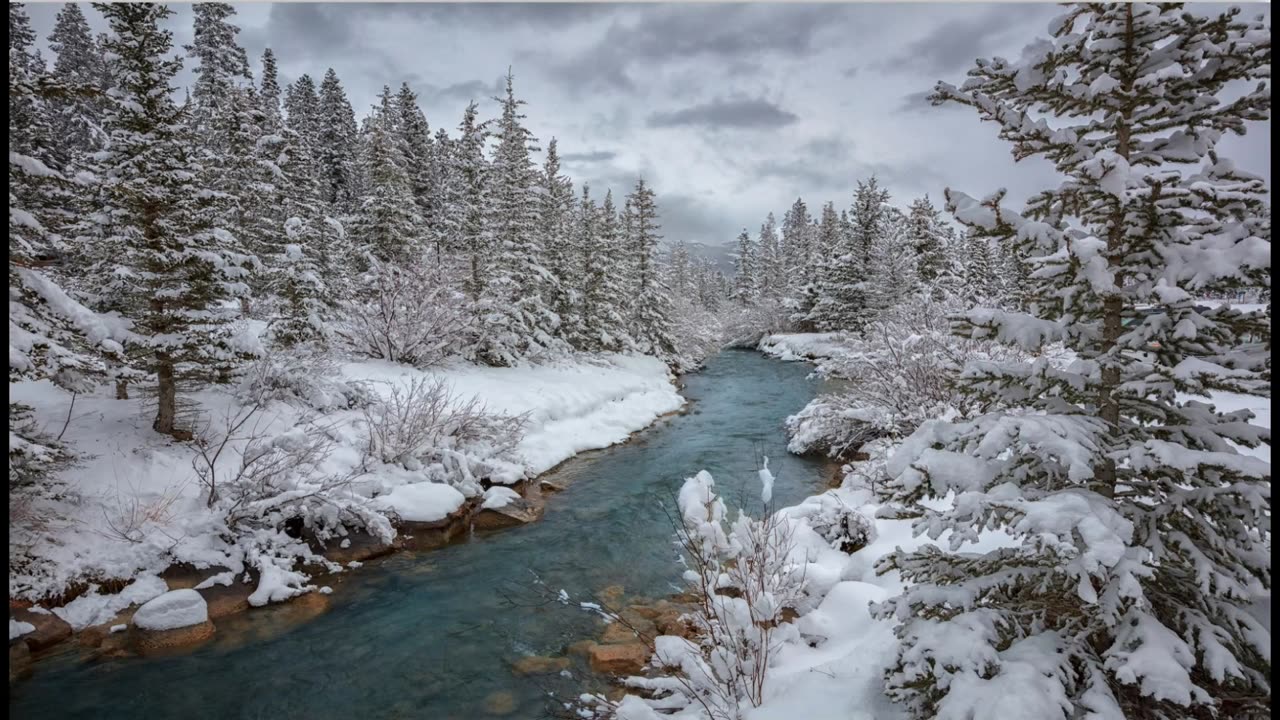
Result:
[9, 353, 683, 634]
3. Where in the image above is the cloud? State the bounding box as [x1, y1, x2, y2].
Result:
[560, 150, 618, 163]
[647, 98, 798, 130]
[883, 4, 1053, 75]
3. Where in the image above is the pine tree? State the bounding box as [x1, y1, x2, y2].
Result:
[904, 194, 952, 299]
[46, 3, 107, 163]
[352, 86, 418, 265]
[756, 212, 783, 301]
[284, 74, 321, 147]
[452, 101, 490, 306]
[258, 48, 283, 133]
[666, 240, 695, 300]
[865, 212, 919, 313]
[317, 68, 360, 206]
[392, 83, 435, 245]
[539, 138, 576, 340]
[478, 71, 560, 365]
[185, 3, 252, 137]
[730, 228, 758, 306]
[878, 6, 1272, 718]
[573, 186, 630, 352]
[625, 178, 676, 357]
[89, 1, 251, 437]
[780, 198, 812, 291]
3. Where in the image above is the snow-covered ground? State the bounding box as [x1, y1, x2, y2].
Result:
[9, 352, 682, 626]
[757, 333, 851, 363]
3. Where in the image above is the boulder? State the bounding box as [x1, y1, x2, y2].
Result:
[11, 609, 72, 651]
[321, 532, 395, 565]
[197, 582, 253, 620]
[132, 619, 216, 655]
[588, 643, 649, 675]
[472, 497, 541, 531]
[133, 589, 208, 632]
[510, 654, 570, 676]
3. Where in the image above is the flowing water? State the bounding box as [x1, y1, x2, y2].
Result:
[11, 350, 833, 719]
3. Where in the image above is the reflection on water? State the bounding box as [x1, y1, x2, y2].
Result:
[10, 350, 832, 719]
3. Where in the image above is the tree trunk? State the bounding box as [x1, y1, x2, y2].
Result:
[115, 380, 129, 400]
[153, 357, 177, 436]
[1092, 3, 1135, 500]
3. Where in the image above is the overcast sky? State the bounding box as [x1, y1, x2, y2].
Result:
[26, 2, 1272, 249]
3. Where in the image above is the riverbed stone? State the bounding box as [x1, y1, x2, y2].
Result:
[197, 582, 253, 620]
[321, 531, 395, 565]
[132, 619, 216, 655]
[11, 608, 72, 651]
[482, 690, 518, 715]
[472, 497, 541, 531]
[510, 654, 570, 676]
[9, 640, 32, 683]
[538, 479, 566, 494]
[566, 639, 597, 658]
[589, 642, 649, 675]
[598, 584, 626, 609]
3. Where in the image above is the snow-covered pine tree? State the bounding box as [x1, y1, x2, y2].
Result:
[959, 228, 998, 304]
[426, 126, 456, 263]
[756, 212, 783, 301]
[46, 3, 107, 164]
[864, 210, 919, 313]
[877, 5, 1272, 719]
[351, 86, 419, 266]
[666, 240, 696, 300]
[780, 198, 812, 293]
[730, 229, 758, 306]
[452, 101, 490, 307]
[185, 3, 252, 137]
[572, 186, 630, 352]
[905, 194, 953, 300]
[538, 138, 577, 342]
[258, 48, 283, 133]
[478, 71, 560, 365]
[284, 73, 321, 149]
[789, 201, 840, 329]
[317, 68, 360, 207]
[393, 83, 435, 246]
[89, 1, 252, 437]
[625, 177, 677, 358]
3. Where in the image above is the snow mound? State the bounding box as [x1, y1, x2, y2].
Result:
[133, 589, 209, 631]
[10, 619, 36, 640]
[482, 486, 522, 510]
[377, 482, 466, 523]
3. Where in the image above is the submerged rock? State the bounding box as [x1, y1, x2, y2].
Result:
[9, 640, 31, 684]
[472, 496, 541, 531]
[510, 654, 570, 676]
[132, 619, 216, 655]
[482, 690, 518, 715]
[588, 643, 649, 675]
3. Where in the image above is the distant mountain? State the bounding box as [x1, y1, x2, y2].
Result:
[667, 240, 737, 274]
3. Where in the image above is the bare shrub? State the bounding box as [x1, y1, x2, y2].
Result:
[336, 259, 470, 368]
[361, 376, 525, 488]
[237, 346, 375, 412]
[98, 476, 187, 545]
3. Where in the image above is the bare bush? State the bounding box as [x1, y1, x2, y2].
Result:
[237, 346, 375, 412]
[361, 376, 525, 486]
[98, 476, 187, 545]
[336, 259, 470, 368]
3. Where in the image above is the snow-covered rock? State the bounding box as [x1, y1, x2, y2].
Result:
[376, 482, 466, 523]
[132, 589, 209, 632]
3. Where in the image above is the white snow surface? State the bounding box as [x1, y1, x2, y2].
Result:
[10, 350, 682, 612]
[375, 482, 466, 523]
[132, 589, 209, 631]
[10, 620, 36, 640]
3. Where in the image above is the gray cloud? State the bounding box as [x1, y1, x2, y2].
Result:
[561, 150, 618, 163]
[883, 4, 1053, 75]
[648, 98, 798, 130]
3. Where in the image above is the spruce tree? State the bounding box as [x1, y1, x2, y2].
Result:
[573, 186, 630, 352]
[317, 68, 360, 206]
[89, 1, 251, 437]
[877, 6, 1272, 718]
[904, 194, 951, 299]
[780, 198, 812, 291]
[258, 48, 283, 133]
[46, 3, 107, 163]
[730, 228, 758, 306]
[352, 86, 418, 265]
[284, 74, 321, 148]
[185, 3, 252, 137]
[756, 212, 783, 301]
[479, 71, 559, 365]
[625, 178, 676, 357]
[539, 138, 576, 341]
[866, 211, 919, 313]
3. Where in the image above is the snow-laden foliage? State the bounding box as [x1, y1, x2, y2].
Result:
[786, 299, 1025, 457]
[620, 471, 807, 719]
[876, 6, 1272, 719]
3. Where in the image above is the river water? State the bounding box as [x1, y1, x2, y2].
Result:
[10, 350, 833, 719]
